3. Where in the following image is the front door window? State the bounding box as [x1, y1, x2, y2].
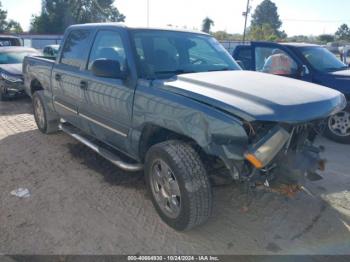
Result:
[255, 47, 298, 76]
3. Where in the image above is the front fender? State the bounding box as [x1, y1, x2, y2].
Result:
[130, 84, 249, 161]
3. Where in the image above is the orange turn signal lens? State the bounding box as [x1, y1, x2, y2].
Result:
[245, 153, 264, 169]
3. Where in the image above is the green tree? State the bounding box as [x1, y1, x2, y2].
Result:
[287, 35, 313, 43]
[0, 1, 7, 32]
[201, 17, 214, 33]
[6, 20, 23, 33]
[212, 31, 242, 41]
[31, 0, 125, 34]
[335, 24, 350, 41]
[0, 1, 23, 33]
[248, 23, 279, 41]
[317, 34, 335, 44]
[250, 0, 285, 38]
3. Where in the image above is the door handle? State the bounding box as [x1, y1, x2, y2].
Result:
[80, 80, 88, 90]
[55, 73, 61, 81]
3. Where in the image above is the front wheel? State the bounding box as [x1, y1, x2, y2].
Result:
[145, 140, 212, 231]
[324, 108, 350, 144]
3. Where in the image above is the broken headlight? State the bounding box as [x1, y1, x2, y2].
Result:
[244, 125, 290, 169]
[0, 72, 23, 83]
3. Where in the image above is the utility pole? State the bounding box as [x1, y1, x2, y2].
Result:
[147, 0, 150, 27]
[242, 0, 251, 42]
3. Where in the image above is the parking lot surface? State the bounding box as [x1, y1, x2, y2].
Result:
[0, 98, 350, 255]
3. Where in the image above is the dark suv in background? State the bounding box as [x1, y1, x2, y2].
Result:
[234, 42, 350, 144]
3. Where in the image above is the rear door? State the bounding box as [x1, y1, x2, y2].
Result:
[51, 29, 94, 127]
[233, 45, 253, 70]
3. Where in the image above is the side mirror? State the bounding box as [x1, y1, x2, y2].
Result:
[91, 59, 125, 79]
[236, 60, 245, 69]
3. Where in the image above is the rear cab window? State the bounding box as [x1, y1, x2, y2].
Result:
[0, 38, 22, 46]
[60, 29, 91, 68]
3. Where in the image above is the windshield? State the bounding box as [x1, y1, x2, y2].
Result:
[0, 51, 38, 64]
[299, 46, 347, 72]
[131, 30, 240, 79]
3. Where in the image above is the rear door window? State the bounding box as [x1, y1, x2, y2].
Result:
[60, 29, 91, 68]
[235, 47, 252, 70]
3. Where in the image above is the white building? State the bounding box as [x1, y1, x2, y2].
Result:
[18, 34, 63, 49]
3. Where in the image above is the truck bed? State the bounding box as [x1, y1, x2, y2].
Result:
[23, 55, 55, 97]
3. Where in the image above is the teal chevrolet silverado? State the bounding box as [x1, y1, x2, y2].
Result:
[23, 23, 346, 230]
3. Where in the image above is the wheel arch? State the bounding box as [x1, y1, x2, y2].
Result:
[138, 123, 204, 162]
[136, 119, 248, 173]
[30, 78, 44, 95]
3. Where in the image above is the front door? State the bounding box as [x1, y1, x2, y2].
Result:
[79, 29, 134, 153]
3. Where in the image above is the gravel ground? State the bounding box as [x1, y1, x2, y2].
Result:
[0, 97, 349, 255]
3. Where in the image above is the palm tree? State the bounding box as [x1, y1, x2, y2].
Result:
[202, 17, 214, 33]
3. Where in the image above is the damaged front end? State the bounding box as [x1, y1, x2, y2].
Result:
[239, 121, 326, 187]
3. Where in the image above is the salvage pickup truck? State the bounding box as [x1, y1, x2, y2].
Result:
[233, 42, 350, 144]
[23, 23, 346, 230]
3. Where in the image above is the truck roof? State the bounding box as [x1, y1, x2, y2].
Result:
[0, 46, 37, 52]
[67, 22, 209, 36]
[240, 41, 321, 48]
[279, 42, 320, 48]
[0, 34, 21, 39]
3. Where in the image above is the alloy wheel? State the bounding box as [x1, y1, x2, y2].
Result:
[150, 159, 181, 219]
[328, 110, 350, 137]
[34, 97, 45, 129]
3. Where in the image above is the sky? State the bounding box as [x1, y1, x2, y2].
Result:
[2, 0, 350, 36]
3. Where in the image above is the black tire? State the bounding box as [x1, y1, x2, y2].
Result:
[324, 108, 350, 144]
[33, 91, 59, 134]
[0, 85, 7, 101]
[145, 140, 212, 231]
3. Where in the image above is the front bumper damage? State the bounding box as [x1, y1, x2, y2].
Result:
[239, 122, 326, 187]
[0, 79, 25, 98]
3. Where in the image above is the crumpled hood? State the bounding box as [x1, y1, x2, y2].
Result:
[0, 63, 22, 76]
[161, 71, 346, 123]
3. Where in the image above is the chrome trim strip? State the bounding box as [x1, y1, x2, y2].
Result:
[79, 113, 128, 138]
[54, 101, 77, 114]
[54, 100, 128, 138]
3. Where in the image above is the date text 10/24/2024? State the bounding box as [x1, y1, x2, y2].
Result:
[127, 256, 220, 261]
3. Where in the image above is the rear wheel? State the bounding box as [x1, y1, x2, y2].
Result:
[33, 91, 59, 134]
[145, 140, 212, 231]
[0, 85, 7, 101]
[324, 108, 350, 144]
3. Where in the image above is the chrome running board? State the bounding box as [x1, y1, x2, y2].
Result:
[59, 123, 143, 172]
